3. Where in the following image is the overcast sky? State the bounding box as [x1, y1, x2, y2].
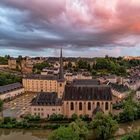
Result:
[0, 0, 140, 57]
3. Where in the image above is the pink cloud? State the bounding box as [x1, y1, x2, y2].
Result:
[0, 0, 140, 50]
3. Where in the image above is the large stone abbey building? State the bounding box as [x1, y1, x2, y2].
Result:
[23, 49, 113, 118]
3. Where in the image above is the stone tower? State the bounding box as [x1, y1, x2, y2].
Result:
[59, 48, 64, 79]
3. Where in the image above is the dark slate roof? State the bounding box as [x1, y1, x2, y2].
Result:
[72, 79, 100, 86]
[0, 83, 23, 95]
[105, 75, 116, 79]
[23, 74, 58, 80]
[109, 83, 129, 93]
[31, 92, 62, 106]
[64, 85, 112, 101]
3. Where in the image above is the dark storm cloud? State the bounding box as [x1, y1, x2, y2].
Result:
[0, 0, 140, 54]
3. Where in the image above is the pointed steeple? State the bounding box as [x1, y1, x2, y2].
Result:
[59, 48, 64, 79]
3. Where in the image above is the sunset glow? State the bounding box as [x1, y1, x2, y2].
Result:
[0, 0, 140, 56]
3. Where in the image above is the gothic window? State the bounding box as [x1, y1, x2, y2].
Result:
[70, 102, 74, 110]
[79, 102, 82, 110]
[97, 102, 100, 107]
[105, 102, 109, 110]
[88, 102, 91, 110]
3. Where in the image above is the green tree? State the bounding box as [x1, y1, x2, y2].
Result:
[121, 129, 140, 140]
[95, 58, 109, 70]
[71, 113, 78, 121]
[70, 119, 89, 140]
[91, 69, 97, 76]
[77, 60, 88, 69]
[68, 62, 72, 68]
[90, 113, 119, 140]
[0, 72, 22, 86]
[33, 61, 50, 71]
[87, 64, 91, 71]
[0, 57, 8, 65]
[0, 99, 3, 112]
[119, 99, 138, 122]
[48, 126, 79, 140]
[17, 55, 22, 64]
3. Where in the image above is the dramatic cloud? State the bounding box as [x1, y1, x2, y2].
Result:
[0, 0, 140, 56]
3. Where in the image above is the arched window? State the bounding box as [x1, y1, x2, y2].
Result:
[70, 102, 74, 110]
[79, 102, 82, 110]
[97, 102, 100, 107]
[105, 102, 109, 110]
[88, 102, 91, 110]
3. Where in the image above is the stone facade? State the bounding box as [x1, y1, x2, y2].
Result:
[8, 58, 17, 69]
[0, 83, 24, 101]
[31, 92, 62, 118]
[63, 100, 112, 118]
[22, 75, 66, 98]
[31, 105, 62, 118]
[30, 81, 113, 119]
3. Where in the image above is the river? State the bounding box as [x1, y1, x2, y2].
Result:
[0, 120, 140, 140]
[0, 129, 51, 140]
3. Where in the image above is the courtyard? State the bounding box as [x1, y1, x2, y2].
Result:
[3, 93, 37, 118]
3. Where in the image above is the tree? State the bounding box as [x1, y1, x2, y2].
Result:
[17, 55, 22, 64]
[0, 99, 3, 112]
[69, 119, 89, 140]
[0, 56, 8, 65]
[87, 64, 91, 71]
[121, 129, 140, 140]
[4, 55, 10, 59]
[0, 72, 22, 86]
[68, 62, 72, 68]
[119, 98, 139, 123]
[71, 113, 78, 121]
[95, 58, 109, 70]
[48, 126, 79, 140]
[91, 69, 97, 76]
[33, 61, 50, 71]
[76, 60, 88, 69]
[90, 113, 119, 140]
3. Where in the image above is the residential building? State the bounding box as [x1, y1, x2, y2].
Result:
[124, 75, 140, 90]
[0, 83, 24, 101]
[23, 49, 66, 98]
[8, 58, 17, 69]
[41, 67, 59, 75]
[31, 92, 62, 118]
[64, 72, 92, 82]
[123, 56, 140, 60]
[21, 57, 46, 74]
[0, 65, 8, 68]
[109, 83, 129, 100]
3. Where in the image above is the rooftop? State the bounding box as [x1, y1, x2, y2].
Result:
[64, 85, 112, 101]
[109, 83, 129, 93]
[31, 92, 62, 106]
[72, 79, 100, 86]
[23, 74, 59, 80]
[0, 83, 23, 94]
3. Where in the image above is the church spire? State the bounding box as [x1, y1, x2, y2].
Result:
[59, 48, 64, 79]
